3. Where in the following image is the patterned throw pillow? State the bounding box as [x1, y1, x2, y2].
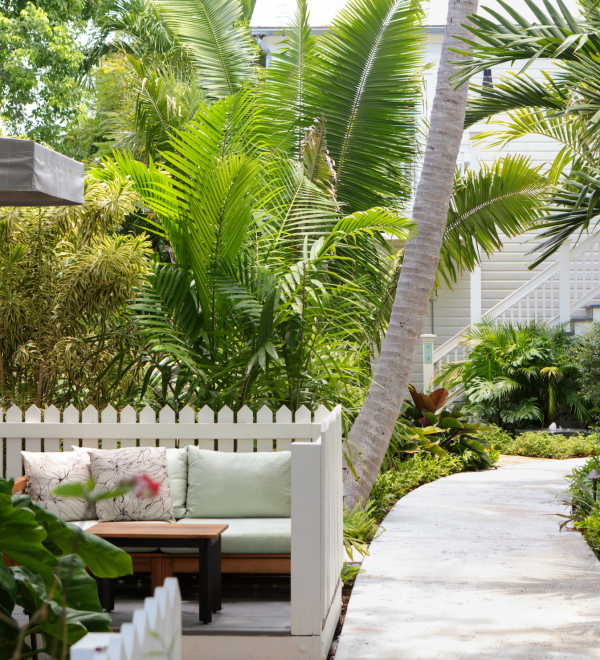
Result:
[21, 451, 95, 522]
[89, 446, 174, 522]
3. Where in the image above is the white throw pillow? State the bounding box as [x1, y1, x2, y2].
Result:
[89, 446, 174, 522]
[21, 451, 95, 522]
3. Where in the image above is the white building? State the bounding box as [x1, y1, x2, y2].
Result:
[252, 0, 597, 391]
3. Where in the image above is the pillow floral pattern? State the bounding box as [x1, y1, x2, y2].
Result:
[21, 451, 95, 522]
[89, 446, 174, 522]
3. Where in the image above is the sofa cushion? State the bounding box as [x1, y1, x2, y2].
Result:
[161, 518, 291, 554]
[75, 445, 187, 519]
[166, 448, 187, 519]
[89, 446, 174, 522]
[186, 448, 291, 519]
[70, 520, 159, 552]
[21, 451, 95, 522]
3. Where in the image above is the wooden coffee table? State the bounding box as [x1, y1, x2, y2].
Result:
[87, 522, 228, 624]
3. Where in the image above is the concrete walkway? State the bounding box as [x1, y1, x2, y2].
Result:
[336, 458, 600, 660]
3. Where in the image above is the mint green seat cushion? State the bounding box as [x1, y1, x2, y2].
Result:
[185, 447, 291, 518]
[165, 448, 188, 519]
[161, 518, 291, 554]
[70, 520, 159, 552]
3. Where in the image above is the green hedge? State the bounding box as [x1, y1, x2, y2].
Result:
[480, 426, 600, 459]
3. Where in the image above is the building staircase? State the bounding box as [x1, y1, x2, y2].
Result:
[431, 233, 600, 399]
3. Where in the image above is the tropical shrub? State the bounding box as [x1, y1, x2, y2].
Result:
[489, 431, 599, 460]
[0, 171, 150, 410]
[383, 387, 495, 470]
[0, 477, 132, 659]
[435, 319, 589, 429]
[570, 323, 600, 423]
[561, 457, 600, 557]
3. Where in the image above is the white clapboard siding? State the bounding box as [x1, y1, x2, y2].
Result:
[71, 577, 182, 660]
[1, 404, 325, 479]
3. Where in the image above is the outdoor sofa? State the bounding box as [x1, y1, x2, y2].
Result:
[12, 446, 291, 592]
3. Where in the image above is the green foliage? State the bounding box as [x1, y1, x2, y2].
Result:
[0, 476, 132, 660]
[155, 0, 257, 98]
[109, 87, 415, 414]
[569, 322, 600, 422]
[0, 2, 85, 147]
[340, 562, 362, 586]
[263, 0, 425, 214]
[343, 500, 381, 559]
[490, 430, 600, 460]
[435, 318, 590, 429]
[0, 169, 150, 410]
[439, 156, 549, 286]
[384, 386, 495, 470]
[450, 0, 600, 265]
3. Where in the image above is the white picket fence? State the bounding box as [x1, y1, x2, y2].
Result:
[3, 403, 344, 660]
[71, 577, 182, 660]
[0, 402, 327, 480]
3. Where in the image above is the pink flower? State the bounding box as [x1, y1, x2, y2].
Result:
[131, 473, 161, 498]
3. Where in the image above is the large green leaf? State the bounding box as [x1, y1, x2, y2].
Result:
[0, 562, 18, 648]
[156, 0, 256, 97]
[27, 502, 133, 579]
[306, 0, 425, 213]
[0, 492, 58, 594]
[12, 567, 111, 654]
[57, 556, 103, 613]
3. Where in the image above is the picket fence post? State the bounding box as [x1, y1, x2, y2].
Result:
[70, 578, 182, 660]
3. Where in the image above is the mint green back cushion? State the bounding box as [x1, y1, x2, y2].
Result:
[186, 447, 291, 518]
[166, 448, 188, 519]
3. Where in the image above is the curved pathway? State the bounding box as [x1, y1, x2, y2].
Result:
[336, 458, 600, 660]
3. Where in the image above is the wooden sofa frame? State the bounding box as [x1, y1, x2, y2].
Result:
[11, 477, 290, 593]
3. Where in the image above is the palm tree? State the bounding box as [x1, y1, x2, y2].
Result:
[343, 0, 480, 508]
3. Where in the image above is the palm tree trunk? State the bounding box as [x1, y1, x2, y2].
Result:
[344, 0, 479, 508]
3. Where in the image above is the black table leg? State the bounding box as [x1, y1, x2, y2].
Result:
[97, 577, 114, 612]
[198, 540, 212, 623]
[212, 537, 221, 612]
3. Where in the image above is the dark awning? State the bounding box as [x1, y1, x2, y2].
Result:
[0, 138, 84, 207]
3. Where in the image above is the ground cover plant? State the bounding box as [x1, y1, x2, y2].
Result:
[489, 430, 600, 460]
[435, 319, 589, 430]
[561, 457, 600, 558]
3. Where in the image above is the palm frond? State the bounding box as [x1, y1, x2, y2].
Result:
[306, 0, 425, 213]
[156, 0, 256, 97]
[439, 155, 549, 285]
[261, 0, 317, 156]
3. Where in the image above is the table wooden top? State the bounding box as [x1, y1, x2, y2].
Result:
[86, 522, 228, 539]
